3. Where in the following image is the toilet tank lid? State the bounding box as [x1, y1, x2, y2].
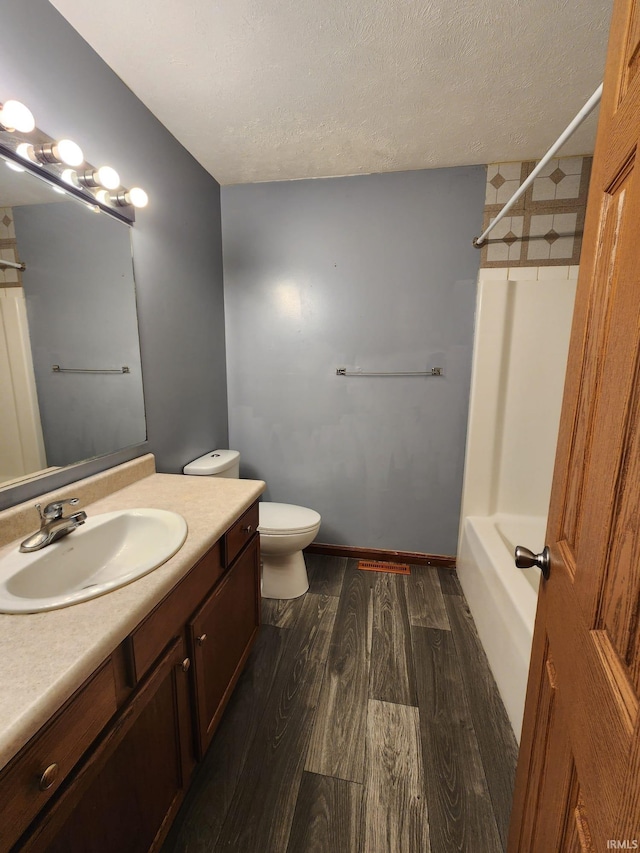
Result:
[183, 449, 239, 476]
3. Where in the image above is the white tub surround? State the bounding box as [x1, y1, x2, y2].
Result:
[457, 270, 577, 740]
[0, 455, 265, 771]
[458, 514, 543, 737]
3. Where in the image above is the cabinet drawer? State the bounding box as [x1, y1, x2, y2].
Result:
[128, 540, 222, 683]
[223, 502, 259, 567]
[0, 659, 117, 852]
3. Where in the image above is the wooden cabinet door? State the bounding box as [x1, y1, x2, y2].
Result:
[24, 637, 193, 853]
[509, 1, 640, 848]
[190, 535, 260, 756]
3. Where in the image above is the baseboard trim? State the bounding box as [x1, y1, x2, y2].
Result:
[305, 542, 456, 568]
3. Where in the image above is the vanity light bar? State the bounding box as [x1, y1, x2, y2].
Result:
[0, 97, 148, 217]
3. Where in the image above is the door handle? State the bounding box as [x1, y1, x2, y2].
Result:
[515, 545, 551, 580]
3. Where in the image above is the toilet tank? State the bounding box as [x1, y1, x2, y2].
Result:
[183, 449, 240, 478]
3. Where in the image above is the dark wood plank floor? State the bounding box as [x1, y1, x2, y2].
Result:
[163, 554, 518, 853]
[306, 559, 371, 783]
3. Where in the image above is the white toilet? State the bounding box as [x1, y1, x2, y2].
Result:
[183, 450, 321, 599]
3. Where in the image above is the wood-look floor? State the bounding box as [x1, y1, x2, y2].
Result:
[162, 555, 518, 853]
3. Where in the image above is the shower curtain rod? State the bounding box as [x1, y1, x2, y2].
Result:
[0, 258, 26, 271]
[473, 83, 603, 248]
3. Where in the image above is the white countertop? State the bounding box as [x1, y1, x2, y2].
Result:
[0, 467, 265, 772]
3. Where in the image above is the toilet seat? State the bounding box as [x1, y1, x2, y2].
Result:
[258, 502, 321, 536]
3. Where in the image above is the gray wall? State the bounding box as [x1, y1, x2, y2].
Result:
[222, 168, 485, 555]
[1, 0, 228, 479]
[14, 202, 145, 467]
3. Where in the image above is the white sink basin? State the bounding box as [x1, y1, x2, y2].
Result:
[0, 508, 188, 613]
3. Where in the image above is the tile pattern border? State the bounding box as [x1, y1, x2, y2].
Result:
[480, 156, 592, 268]
[0, 207, 22, 288]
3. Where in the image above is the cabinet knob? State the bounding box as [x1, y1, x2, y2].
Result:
[39, 763, 60, 791]
[241, 525, 253, 534]
[181, 657, 191, 672]
[196, 633, 207, 646]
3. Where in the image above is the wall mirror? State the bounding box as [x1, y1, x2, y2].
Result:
[0, 150, 146, 494]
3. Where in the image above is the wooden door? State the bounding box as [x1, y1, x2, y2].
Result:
[508, 1, 640, 849]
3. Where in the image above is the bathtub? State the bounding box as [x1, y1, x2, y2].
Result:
[456, 513, 545, 741]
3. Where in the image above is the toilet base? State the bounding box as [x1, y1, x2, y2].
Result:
[261, 550, 309, 599]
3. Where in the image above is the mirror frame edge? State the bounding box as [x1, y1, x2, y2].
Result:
[0, 442, 150, 511]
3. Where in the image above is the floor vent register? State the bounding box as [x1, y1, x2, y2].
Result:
[357, 560, 411, 575]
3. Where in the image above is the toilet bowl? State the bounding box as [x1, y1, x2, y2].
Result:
[183, 450, 321, 600]
[258, 502, 321, 599]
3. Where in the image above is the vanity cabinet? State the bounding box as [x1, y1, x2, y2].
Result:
[0, 501, 261, 853]
[0, 660, 118, 852]
[190, 534, 260, 755]
[21, 637, 193, 853]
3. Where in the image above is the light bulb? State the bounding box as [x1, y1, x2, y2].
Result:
[111, 186, 149, 209]
[16, 142, 36, 162]
[0, 100, 35, 133]
[95, 189, 111, 204]
[128, 187, 148, 208]
[95, 166, 120, 189]
[77, 166, 120, 190]
[55, 139, 84, 167]
[61, 168, 80, 187]
[32, 139, 84, 167]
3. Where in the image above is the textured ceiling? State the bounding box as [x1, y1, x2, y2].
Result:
[49, 0, 612, 185]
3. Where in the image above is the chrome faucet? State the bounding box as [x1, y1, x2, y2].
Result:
[19, 498, 87, 553]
